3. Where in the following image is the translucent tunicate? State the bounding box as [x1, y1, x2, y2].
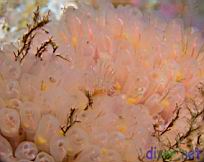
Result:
[0, 59, 21, 80]
[6, 98, 22, 110]
[0, 134, 13, 161]
[34, 114, 60, 152]
[65, 127, 89, 155]
[0, 97, 5, 108]
[18, 159, 33, 162]
[107, 131, 126, 151]
[34, 152, 55, 162]
[20, 102, 41, 136]
[14, 141, 38, 161]
[101, 149, 123, 162]
[2, 156, 18, 162]
[75, 145, 102, 162]
[0, 108, 20, 137]
[49, 136, 69, 162]
[19, 73, 39, 101]
[5, 80, 20, 99]
[92, 131, 109, 147]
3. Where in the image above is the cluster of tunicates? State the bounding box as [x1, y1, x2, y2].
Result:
[0, 0, 204, 162]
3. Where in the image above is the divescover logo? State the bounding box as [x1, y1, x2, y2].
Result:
[146, 147, 201, 161]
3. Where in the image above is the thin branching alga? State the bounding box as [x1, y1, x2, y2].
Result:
[13, 7, 50, 63]
[60, 108, 81, 136]
[151, 84, 204, 162]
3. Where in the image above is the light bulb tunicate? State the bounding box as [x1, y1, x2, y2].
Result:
[0, 108, 20, 137]
[34, 152, 55, 162]
[14, 141, 38, 161]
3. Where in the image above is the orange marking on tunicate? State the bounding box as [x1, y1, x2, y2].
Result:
[114, 82, 122, 91]
[127, 97, 140, 105]
[58, 130, 64, 136]
[93, 89, 105, 96]
[101, 148, 108, 155]
[152, 72, 158, 79]
[199, 70, 204, 78]
[112, 0, 132, 5]
[160, 99, 170, 108]
[36, 136, 47, 145]
[71, 36, 78, 49]
[23, 123, 30, 128]
[0, 73, 4, 81]
[175, 71, 185, 82]
[117, 123, 127, 133]
[41, 80, 48, 91]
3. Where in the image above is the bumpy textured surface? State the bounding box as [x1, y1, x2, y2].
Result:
[0, 1, 204, 162]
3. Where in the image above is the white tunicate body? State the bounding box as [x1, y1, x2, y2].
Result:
[0, 108, 20, 138]
[0, 134, 13, 161]
[34, 114, 60, 152]
[14, 141, 38, 161]
[18, 159, 33, 162]
[74, 145, 103, 162]
[5, 80, 21, 99]
[65, 127, 89, 156]
[34, 152, 55, 162]
[101, 149, 123, 162]
[19, 102, 41, 139]
[49, 136, 69, 162]
[0, 58, 21, 80]
[1, 156, 18, 162]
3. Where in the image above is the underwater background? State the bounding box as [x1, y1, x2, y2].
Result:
[1, 0, 204, 45]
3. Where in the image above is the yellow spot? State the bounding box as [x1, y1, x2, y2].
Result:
[101, 148, 108, 155]
[40, 80, 47, 91]
[160, 99, 170, 108]
[23, 123, 30, 128]
[175, 71, 184, 82]
[152, 72, 158, 79]
[0, 73, 4, 81]
[117, 124, 127, 133]
[0, 73, 4, 86]
[112, 0, 132, 6]
[67, 147, 73, 156]
[199, 70, 204, 78]
[93, 89, 105, 96]
[127, 97, 139, 105]
[114, 82, 122, 91]
[71, 36, 78, 49]
[58, 130, 64, 136]
[36, 136, 47, 145]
